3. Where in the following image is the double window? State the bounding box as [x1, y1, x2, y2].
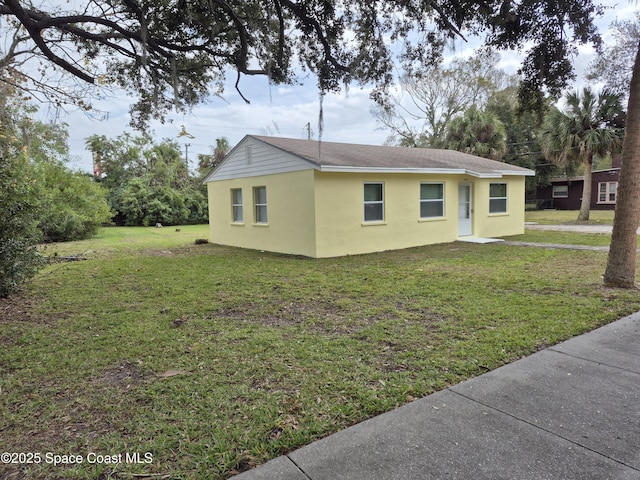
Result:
[598, 182, 617, 204]
[489, 183, 508, 214]
[420, 183, 444, 218]
[254, 186, 268, 223]
[363, 183, 384, 222]
[230, 186, 268, 224]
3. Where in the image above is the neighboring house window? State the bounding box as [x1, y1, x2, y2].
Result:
[598, 182, 617, 204]
[364, 182, 384, 222]
[253, 186, 268, 223]
[420, 183, 444, 218]
[231, 188, 243, 223]
[489, 183, 508, 213]
[552, 185, 568, 198]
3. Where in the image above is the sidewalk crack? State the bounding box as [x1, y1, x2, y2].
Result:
[448, 388, 640, 473]
[286, 454, 313, 479]
[547, 347, 640, 376]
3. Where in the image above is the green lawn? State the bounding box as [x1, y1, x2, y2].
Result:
[2, 224, 639, 479]
[519, 210, 640, 247]
[525, 209, 615, 225]
[505, 229, 618, 246]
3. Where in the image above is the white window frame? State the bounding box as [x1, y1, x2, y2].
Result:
[253, 186, 268, 224]
[420, 182, 445, 219]
[597, 182, 617, 204]
[552, 185, 569, 198]
[363, 182, 384, 222]
[489, 183, 508, 214]
[231, 188, 243, 223]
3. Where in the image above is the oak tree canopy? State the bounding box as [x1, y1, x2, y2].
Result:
[1, 0, 603, 127]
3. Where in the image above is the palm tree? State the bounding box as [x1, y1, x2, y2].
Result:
[213, 137, 230, 165]
[444, 107, 507, 161]
[198, 137, 230, 173]
[539, 88, 625, 221]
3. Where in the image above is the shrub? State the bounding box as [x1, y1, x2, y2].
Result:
[38, 162, 113, 242]
[0, 142, 44, 297]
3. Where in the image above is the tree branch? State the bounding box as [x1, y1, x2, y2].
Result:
[279, 0, 350, 73]
[2, 0, 95, 83]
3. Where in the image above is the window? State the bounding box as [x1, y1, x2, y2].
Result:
[253, 186, 268, 223]
[489, 183, 507, 213]
[420, 183, 444, 218]
[231, 189, 243, 223]
[552, 185, 568, 198]
[364, 183, 384, 222]
[598, 182, 617, 204]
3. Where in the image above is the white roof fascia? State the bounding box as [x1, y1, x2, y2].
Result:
[495, 169, 536, 177]
[464, 170, 503, 178]
[317, 165, 466, 175]
[317, 165, 533, 178]
[465, 169, 536, 178]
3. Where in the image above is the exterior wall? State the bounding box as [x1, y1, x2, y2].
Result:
[207, 169, 317, 257]
[591, 170, 620, 210]
[473, 176, 527, 238]
[313, 172, 460, 258]
[536, 182, 577, 210]
[312, 172, 527, 258]
[208, 169, 528, 258]
[536, 169, 620, 211]
[536, 180, 584, 210]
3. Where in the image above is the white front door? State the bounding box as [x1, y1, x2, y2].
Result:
[458, 184, 472, 237]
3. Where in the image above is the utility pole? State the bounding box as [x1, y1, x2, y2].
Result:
[184, 143, 190, 169]
[306, 122, 311, 140]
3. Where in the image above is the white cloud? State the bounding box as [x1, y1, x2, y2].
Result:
[57, 76, 387, 172]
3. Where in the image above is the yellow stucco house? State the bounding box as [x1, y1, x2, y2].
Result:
[204, 135, 535, 258]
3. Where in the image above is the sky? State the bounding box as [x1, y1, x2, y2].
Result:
[39, 3, 638, 174]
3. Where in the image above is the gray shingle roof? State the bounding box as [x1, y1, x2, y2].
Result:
[251, 135, 535, 177]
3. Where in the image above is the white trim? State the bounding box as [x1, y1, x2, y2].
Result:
[495, 169, 536, 177]
[319, 165, 463, 175]
[489, 182, 508, 214]
[464, 170, 504, 179]
[458, 183, 473, 237]
[597, 181, 617, 204]
[318, 165, 534, 177]
[363, 182, 385, 223]
[230, 188, 244, 223]
[253, 186, 268, 224]
[420, 182, 445, 219]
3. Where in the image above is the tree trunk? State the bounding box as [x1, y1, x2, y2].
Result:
[577, 154, 592, 221]
[603, 42, 640, 288]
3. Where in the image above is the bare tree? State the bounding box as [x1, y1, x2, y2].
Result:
[372, 50, 514, 147]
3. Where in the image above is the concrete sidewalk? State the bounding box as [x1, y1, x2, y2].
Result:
[525, 223, 640, 235]
[525, 223, 617, 234]
[234, 312, 640, 480]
